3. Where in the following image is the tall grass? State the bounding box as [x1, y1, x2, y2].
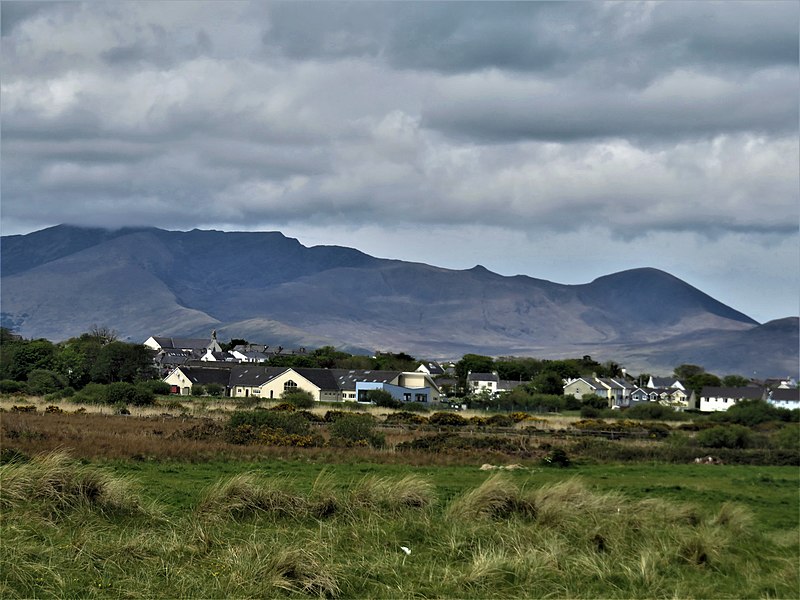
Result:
[1, 452, 797, 599]
[0, 450, 154, 518]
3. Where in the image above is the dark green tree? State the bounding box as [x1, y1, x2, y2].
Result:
[90, 342, 155, 383]
[531, 371, 564, 395]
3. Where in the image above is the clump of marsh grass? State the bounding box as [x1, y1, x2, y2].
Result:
[308, 471, 341, 519]
[0, 450, 151, 517]
[195, 473, 307, 520]
[445, 474, 535, 520]
[349, 474, 435, 513]
[269, 547, 341, 598]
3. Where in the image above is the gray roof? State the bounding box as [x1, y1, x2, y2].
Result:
[700, 386, 764, 400]
[649, 376, 680, 388]
[176, 366, 233, 387]
[419, 362, 445, 375]
[330, 369, 401, 391]
[498, 380, 523, 391]
[153, 336, 215, 351]
[230, 366, 286, 387]
[468, 372, 498, 382]
[769, 388, 799, 401]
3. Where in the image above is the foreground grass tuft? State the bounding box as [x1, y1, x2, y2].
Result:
[0, 450, 153, 518]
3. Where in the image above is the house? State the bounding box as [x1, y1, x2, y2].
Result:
[646, 376, 686, 391]
[563, 377, 604, 400]
[563, 377, 634, 408]
[333, 369, 439, 404]
[223, 366, 441, 404]
[228, 366, 341, 402]
[698, 387, 765, 412]
[767, 388, 800, 410]
[144, 331, 222, 356]
[200, 349, 236, 362]
[416, 361, 445, 376]
[498, 380, 524, 394]
[163, 365, 234, 395]
[229, 344, 271, 363]
[468, 372, 499, 396]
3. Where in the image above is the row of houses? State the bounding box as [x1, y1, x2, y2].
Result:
[563, 376, 799, 411]
[164, 364, 442, 404]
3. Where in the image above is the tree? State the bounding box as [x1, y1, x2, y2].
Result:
[722, 374, 750, 387]
[674, 364, 706, 380]
[685, 372, 722, 396]
[531, 371, 564, 395]
[0, 339, 57, 381]
[364, 389, 399, 408]
[220, 338, 249, 352]
[26, 369, 66, 396]
[90, 342, 156, 383]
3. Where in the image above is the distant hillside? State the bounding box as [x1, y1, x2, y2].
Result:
[2, 225, 795, 376]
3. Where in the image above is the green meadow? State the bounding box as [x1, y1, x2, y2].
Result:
[2, 452, 797, 599]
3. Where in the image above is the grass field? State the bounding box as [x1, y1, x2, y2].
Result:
[1, 398, 798, 598]
[1, 451, 797, 599]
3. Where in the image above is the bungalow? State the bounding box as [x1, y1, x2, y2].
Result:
[163, 365, 233, 396]
[228, 366, 341, 402]
[698, 386, 765, 412]
[767, 388, 800, 410]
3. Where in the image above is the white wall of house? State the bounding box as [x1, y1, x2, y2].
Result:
[163, 368, 192, 395]
[699, 395, 740, 412]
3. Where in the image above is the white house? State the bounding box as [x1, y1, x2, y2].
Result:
[698, 386, 765, 412]
[767, 388, 800, 410]
[468, 372, 499, 396]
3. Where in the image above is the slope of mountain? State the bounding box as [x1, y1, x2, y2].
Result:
[1, 225, 796, 376]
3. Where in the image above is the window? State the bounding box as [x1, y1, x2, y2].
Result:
[403, 393, 411, 402]
[284, 380, 297, 393]
[415, 393, 427, 403]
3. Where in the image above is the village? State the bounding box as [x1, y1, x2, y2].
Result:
[148, 332, 800, 413]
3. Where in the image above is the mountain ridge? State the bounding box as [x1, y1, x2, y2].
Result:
[1, 225, 796, 376]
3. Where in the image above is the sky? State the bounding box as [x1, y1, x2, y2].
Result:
[1, 1, 798, 324]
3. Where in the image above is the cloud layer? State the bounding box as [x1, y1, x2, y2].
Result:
[2, 1, 798, 322]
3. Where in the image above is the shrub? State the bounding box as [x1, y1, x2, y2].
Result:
[141, 380, 172, 395]
[385, 411, 428, 425]
[281, 389, 315, 408]
[204, 382, 224, 397]
[270, 402, 296, 412]
[228, 410, 311, 437]
[191, 384, 206, 397]
[0, 379, 26, 394]
[542, 448, 572, 468]
[772, 424, 800, 450]
[26, 369, 66, 396]
[429, 412, 469, 427]
[625, 403, 686, 421]
[364, 389, 400, 408]
[714, 399, 798, 426]
[485, 414, 515, 428]
[697, 424, 754, 449]
[329, 413, 384, 448]
[71, 382, 108, 404]
[581, 394, 608, 410]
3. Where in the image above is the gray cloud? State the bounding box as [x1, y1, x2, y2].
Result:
[1, 1, 797, 320]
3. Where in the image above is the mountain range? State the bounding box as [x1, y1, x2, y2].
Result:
[1, 225, 797, 377]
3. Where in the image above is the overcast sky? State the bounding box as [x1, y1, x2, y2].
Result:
[2, 1, 798, 323]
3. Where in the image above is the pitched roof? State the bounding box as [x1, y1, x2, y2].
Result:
[700, 387, 764, 400]
[468, 372, 498, 382]
[154, 336, 212, 351]
[498, 380, 523, 391]
[330, 369, 401, 391]
[175, 366, 233, 387]
[769, 388, 800, 401]
[229, 366, 286, 387]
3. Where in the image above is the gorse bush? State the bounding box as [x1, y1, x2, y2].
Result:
[281, 389, 315, 408]
[625, 402, 687, 421]
[228, 410, 311, 436]
[429, 412, 469, 427]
